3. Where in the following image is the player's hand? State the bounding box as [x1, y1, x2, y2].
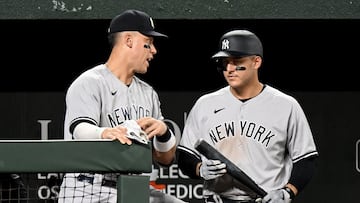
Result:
[199, 159, 227, 180]
[261, 189, 292, 203]
[137, 117, 167, 139]
[101, 126, 132, 145]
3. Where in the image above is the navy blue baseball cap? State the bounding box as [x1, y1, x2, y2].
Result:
[108, 9, 168, 38]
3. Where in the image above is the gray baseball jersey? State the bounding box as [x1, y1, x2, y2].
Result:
[63, 64, 163, 185]
[64, 64, 164, 140]
[179, 85, 318, 199]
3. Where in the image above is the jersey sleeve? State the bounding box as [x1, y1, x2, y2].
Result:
[179, 98, 203, 157]
[150, 90, 164, 120]
[287, 100, 318, 163]
[64, 74, 102, 139]
[177, 98, 203, 178]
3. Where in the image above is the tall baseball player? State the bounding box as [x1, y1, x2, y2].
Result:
[177, 29, 319, 203]
[58, 9, 185, 203]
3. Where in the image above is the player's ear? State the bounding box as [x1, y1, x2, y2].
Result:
[253, 56, 262, 69]
[125, 34, 133, 48]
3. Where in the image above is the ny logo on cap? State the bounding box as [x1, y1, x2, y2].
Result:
[221, 39, 230, 50]
[149, 17, 155, 29]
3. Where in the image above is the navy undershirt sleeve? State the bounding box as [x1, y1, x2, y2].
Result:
[289, 155, 318, 193]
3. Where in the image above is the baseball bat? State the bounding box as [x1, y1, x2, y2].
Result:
[194, 138, 267, 198]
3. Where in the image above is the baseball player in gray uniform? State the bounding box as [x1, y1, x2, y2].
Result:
[58, 9, 185, 203]
[177, 29, 319, 203]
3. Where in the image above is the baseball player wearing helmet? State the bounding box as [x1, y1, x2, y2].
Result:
[177, 29, 319, 203]
[58, 9, 185, 203]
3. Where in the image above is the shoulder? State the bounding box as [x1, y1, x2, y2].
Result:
[194, 86, 229, 106]
[264, 85, 298, 103]
[71, 64, 106, 83]
[199, 86, 228, 99]
[66, 64, 107, 92]
[263, 85, 303, 111]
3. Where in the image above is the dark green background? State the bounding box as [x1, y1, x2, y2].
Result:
[1, 0, 360, 19]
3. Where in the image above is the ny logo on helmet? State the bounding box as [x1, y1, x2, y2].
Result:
[221, 39, 230, 50]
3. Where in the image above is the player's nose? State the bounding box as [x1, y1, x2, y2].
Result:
[225, 63, 236, 72]
[151, 45, 157, 55]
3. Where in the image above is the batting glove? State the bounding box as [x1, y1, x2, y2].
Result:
[199, 159, 227, 180]
[261, 188, 292, 203]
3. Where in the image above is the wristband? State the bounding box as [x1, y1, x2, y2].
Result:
[283, 187, 295, 199]
[153, 130, 176, 152]
[156, 128, 172, 142]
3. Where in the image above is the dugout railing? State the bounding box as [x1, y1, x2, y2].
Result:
[0, 139, 152, 202]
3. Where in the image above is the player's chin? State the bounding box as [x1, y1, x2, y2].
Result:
[136, 67, 148, 74]
[226, 78, 241, 87]
[140, 63, 150, 73]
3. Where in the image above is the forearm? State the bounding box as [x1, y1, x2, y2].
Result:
[286, 155, 318, 197]
[73, 122, 105, 139]
[153, 145, 176, 166]
[152, 128, 176, 166]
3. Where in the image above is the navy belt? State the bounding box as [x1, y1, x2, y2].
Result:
[77, 174, 117, 189]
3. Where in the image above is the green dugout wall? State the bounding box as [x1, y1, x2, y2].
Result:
[0, 139, 152, 202]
